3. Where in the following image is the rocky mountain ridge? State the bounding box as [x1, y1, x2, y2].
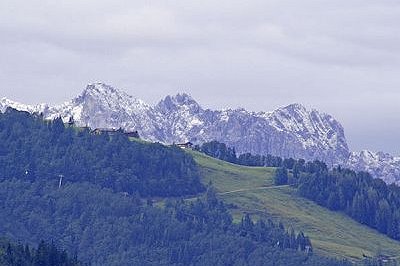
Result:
[1, 82, 398, 184]
[348, 151, 400, 185]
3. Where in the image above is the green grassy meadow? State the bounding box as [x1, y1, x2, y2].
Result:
[188, 150, 400, 261]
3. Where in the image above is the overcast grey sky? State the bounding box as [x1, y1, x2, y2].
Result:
[0, 0, 399, 154]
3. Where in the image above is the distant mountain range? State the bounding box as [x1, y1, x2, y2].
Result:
[1, 82, 399, 184]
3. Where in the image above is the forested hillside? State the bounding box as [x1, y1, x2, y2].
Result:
[0, 110, 354, 265]
[0, 179, 352, 265]
[296, 167, 400, 241]
[272, 157, 400, 242]
[0, 108, 203, 197]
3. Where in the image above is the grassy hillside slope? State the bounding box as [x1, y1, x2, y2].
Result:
[188, 150, 400, 261]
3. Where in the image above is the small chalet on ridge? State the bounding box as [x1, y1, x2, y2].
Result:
[91, 128, 140, 138]
[176, 142, 193, 149]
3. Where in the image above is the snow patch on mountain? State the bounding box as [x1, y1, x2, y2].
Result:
[155, 93, 205, 142]
[0, 97, 46, 114]
[347, 151, 400, 185]
[259, 103, 348, 154]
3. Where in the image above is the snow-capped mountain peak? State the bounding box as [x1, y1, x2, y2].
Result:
[280, 102, 308, 113]
[1, 82, 399, 184]
[156, 93, 202, 114]
[155, 93, 205, 142]
[171, 93, 198, 105]
[84, 82, 117, 95]
[76, 83, 149, 110]
[256, 103, 349, 164]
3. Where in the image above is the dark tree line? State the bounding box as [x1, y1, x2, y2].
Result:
[0, 108, 204, 197]
[0, 238, 83, 266]
[274, 159, 400, 243]
[274, 161, 400, 240]
[197, 141, 238, 163]
[196, 141, 300, 168]
[296, 167, 400, 242]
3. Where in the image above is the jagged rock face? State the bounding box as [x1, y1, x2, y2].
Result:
[347, 151, 400, 185]
[259, 104, 349, 165]
[155, 93, 206, 143]
[1, 82, 397, 183]
[153, 93, 350, 164]
[0, 83, 164, 141]
[0, 83, 349, 163]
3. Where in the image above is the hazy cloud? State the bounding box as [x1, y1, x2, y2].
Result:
[0, 0, 399, 154]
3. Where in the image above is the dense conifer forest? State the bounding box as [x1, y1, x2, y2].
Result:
[0, 108, 204, 197]
[0, 238, 82, 266]
[295, 167, 400, 242]
[0, 178, 351, 265]
[277, 160, 400, 243]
